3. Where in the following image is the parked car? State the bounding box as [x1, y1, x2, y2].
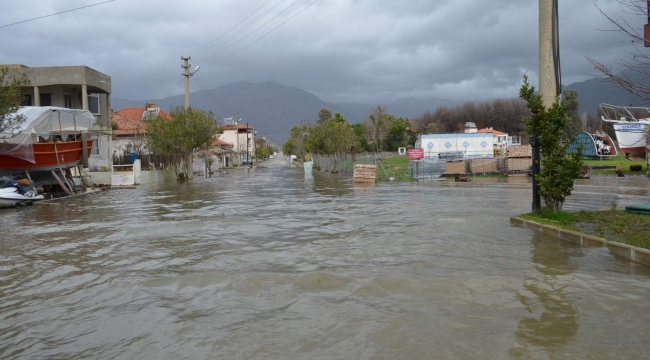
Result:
[269, 155, 274, 159]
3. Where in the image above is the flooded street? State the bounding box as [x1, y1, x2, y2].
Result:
[1, 161, 650, 359]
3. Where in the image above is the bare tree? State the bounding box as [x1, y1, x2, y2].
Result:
[586, 0, 650, 101]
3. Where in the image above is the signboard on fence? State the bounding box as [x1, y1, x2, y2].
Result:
[408, 148, 425, 160]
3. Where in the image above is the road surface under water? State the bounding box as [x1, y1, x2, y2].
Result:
[1, 159, 650, 359]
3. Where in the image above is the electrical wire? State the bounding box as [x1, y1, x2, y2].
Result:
[204, 0, 321, 69]
[194, 0, 296, 64]
[0, 0, 117, 29]
[161, 78, 185, 101]
[192, 73, 233, 114]
[192, 0, 289, 60]
[196, 71, 234, 113]
[189, 0, 274, 56]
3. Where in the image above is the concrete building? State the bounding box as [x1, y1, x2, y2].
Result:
[218, 124, 255, 165]
[2, 64, 113, 170]
[111, 104, 171, 158]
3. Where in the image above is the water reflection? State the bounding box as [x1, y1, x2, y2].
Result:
[511, 234, 579, 358]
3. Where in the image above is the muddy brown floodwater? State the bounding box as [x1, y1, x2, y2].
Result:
[1, 161, 650, 359]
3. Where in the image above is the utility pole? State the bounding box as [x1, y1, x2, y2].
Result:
[532, 0, 557, 211]
[645, 0, 650, 47]
[182, 56, 194, 182]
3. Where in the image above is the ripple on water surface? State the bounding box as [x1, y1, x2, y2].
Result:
[1, 170, 650, 359]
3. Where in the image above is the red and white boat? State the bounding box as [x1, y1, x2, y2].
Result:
[0, 107, 96, 175]
[599, 104, 650, 157]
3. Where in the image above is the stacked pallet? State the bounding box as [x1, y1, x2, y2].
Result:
[445, 161, 466, 174]
[469, 158, 499, 172]
[507, 157, 532, 171]
[507, 145, 532, 158]
[353, 164, 377, 183]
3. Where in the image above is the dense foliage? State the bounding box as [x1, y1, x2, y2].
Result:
[304, 113, 356, 171]
[411, 99, 531, 137]
[0, 68, 29, 138]
[520, 76, 583, 212]
[145, 106, 221, 180]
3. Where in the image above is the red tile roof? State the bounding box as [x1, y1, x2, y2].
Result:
[111, 107, 171, 136]
[211, 139, 233, 147]
[221, 124, 253, 131]
[477, 128, 507, 136]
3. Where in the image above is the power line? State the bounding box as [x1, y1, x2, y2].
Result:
[192, 73, 233, 114]
[204, 0, 321, 69]
[194, 0, 291, 63]
[190, 0, 274, 56]
[0, 0, 117, 29]
[161, 78, 185, 100]
[196, 71, 234, 113]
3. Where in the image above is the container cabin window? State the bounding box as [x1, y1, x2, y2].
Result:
[64, 94, 73, 108]
[88, 93, 100, 115]
[91, 135, 100, 156]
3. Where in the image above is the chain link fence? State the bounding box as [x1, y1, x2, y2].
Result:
[310, 152, 402, 181]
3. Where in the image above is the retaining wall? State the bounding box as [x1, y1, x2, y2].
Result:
[511, 217, 650, 267]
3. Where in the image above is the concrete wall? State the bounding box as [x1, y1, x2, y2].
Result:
[511, 217, 650, 267]
[88, 169, 173, 186]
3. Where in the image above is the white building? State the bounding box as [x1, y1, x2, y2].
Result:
[415, 133, 495, 159]
[218, 124, 255, 165]
[464, 122, 477, 133]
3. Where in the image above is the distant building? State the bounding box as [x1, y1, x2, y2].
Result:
[111, 104, 171, 157]
[464, 122, 477, 133]
[218, 124, 254, 165]
[477, 127, 509, 150]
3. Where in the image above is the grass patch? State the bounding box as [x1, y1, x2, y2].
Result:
[582, 155, 647, 174]
[375, 155, 415, 182]
[521, 209, 650, 249]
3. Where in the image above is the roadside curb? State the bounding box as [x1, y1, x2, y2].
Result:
[510, 217, 650, 267]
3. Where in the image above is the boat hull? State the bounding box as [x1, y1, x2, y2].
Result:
[612, 122, 649, 154]
[0, 140, 93, 174]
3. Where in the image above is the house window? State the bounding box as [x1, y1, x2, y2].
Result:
[64, 94, 73, 108]
[40, 93, 52, 106]
[90, 135, 100, 156]
[88, 93, 100, 115]
[20, 94, 32, 106]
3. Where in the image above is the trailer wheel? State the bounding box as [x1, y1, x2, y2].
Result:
[579, 164, 591, 179]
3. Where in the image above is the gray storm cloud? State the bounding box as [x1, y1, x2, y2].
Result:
[0, 0, 642, 103]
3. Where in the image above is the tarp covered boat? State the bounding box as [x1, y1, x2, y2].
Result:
[0, 107, 96, 174]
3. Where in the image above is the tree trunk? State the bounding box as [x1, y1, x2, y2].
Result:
[332, 153, 339, 173]
[186, 153, 194, 182]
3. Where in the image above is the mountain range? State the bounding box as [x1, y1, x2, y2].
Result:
[111, 72, 649, 143]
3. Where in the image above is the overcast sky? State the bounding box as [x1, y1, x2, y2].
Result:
[0, 0, 643, 105]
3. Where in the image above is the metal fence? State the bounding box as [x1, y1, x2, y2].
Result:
[310, 152, 401, 181]
[409, 158, 447, 180]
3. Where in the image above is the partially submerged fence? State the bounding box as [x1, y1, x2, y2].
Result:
[310, 152, 399, 181]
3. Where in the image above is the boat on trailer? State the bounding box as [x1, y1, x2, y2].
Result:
[599, 104, 650, 158]
[0, 107, 96, 175]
